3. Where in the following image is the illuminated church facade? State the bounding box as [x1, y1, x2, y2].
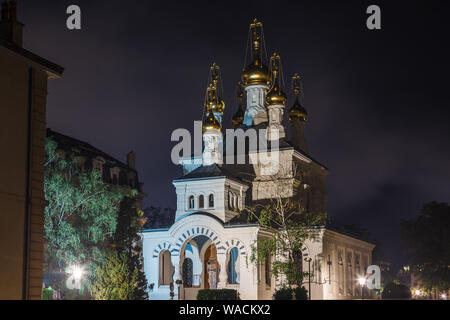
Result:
[141, 20, 375, 300]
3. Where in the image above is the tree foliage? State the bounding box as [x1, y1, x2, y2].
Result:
[242, 198, 326, 287]
[44, 138, 135, 290]
[401, 202, 450, 291]
[233, 163, 327, 289]
[89, 249, 140, 300]
[381, 282, 411, 300]
[107, 197, 149, 299]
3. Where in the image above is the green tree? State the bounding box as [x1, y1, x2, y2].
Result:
[231, 164, 327, 290]
[241, 199, 326, 288]
[401, 202, 450, 292]
[110, 197, 149, 299]
[89, 249, 140, 300]
[44, 138, 134, 293]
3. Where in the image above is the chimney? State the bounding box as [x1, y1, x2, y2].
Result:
[127, 151, 136, 170]
[0, 0, 23, 46]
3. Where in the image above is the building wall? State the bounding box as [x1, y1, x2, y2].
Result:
[322, 230, 375, 300]
[0, 46, 53, 299]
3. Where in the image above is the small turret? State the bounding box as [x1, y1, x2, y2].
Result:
[202, 64, 224, 165]
[289, 74, 308, 153]
[266, 53, 287, 140]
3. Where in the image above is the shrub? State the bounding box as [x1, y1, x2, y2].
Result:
[382, 282, 411, 299]
[197, 289, 239, 300]
[273, 287, 293, 300]
[294, 286, 308, 300]
[42, 287, 54, 300]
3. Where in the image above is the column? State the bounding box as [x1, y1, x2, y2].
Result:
[217, 253, 228, 289]
[171, 255, 180, 300]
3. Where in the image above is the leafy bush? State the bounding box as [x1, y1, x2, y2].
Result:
[197, 289, 239, 300]
[294, 286, 308, 300]
[273, 287, 293, 300]
[41, 287, 54, 300]
[382, 282, 411, 299]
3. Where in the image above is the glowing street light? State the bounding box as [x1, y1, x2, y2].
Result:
[66, 265, 84, 291]
[358, 277, 366, 300]
[414, 289, 422, 297]
[358, 277, 366, 286]
[441, 294, 447, 300]
[71, 266, 83, 281]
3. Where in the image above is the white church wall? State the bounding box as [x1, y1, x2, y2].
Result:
[173, 178, 226, 221]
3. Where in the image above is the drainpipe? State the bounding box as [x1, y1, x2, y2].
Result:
[22, 67, 34, 299]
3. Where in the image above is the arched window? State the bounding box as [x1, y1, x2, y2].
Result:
[227, 247, 240, 284]
[208, 194, 214, 208]
[188, 196, 195, 209]
[159, 250, 173, 285]
[198, 195, 204, 209]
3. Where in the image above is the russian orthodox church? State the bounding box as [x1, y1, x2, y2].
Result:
[141, 19, 375, 300]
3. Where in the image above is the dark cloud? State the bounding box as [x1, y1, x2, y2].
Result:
[19, 0, 450, 269]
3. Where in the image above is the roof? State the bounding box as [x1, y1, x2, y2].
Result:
[47, 129, 135, 172]
[141, 211, 259, 232]
[0, 39, 64, 76]
[174, 163, 247, 185]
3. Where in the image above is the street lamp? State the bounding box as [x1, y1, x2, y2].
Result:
[358, 277, 366, 300]
[66, 265, 84, 299]
[72, 266, 83, 281]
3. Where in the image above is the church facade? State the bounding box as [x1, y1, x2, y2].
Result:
[141, 19, 375, 300]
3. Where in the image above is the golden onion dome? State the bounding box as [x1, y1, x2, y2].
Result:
[241, 55, 270, 86]
[202, 111, 221, 132]
[289, 97, 308, 122]
[266, 81, 287, 106]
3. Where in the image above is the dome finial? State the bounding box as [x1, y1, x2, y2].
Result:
[204, 63, 225, 117]
[241, 19, 269, 87]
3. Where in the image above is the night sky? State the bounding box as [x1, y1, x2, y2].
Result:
[19, 0, 450, 269]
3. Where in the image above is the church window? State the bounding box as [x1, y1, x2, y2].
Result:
[198, 195, 205, 209]
[227, 247, 240, 284]
[208, 194, 214, 208]
[159, 250, 173, 286]
[188, 196, 195, 209]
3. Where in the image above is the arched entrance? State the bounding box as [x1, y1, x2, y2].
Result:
[204, 244, 218, 289]
[179, 235, 220, 299]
